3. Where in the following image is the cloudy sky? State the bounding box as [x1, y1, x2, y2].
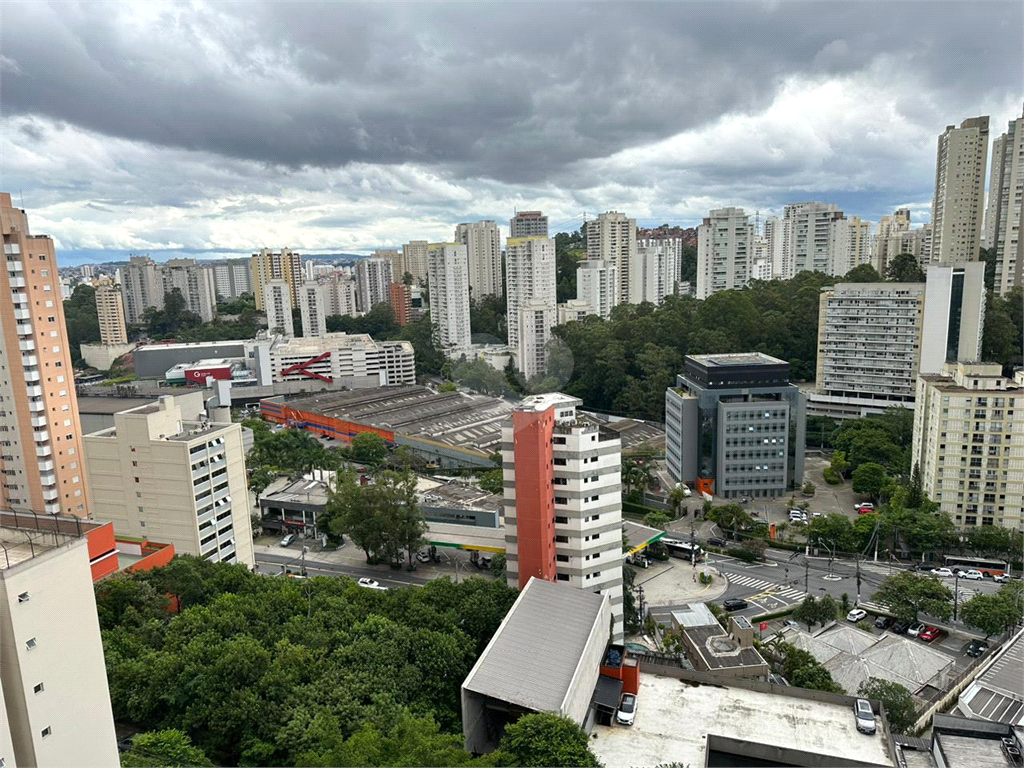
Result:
[2, 1, 1021, 264]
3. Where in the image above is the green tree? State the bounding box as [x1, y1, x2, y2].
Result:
[872, 572, 953, 622]
[64, 284, 101, 367]
[885, 252, 926, 282]
[741, 537, 767, 561]
[960, 590, 1022, 638]
[478, 469, 503, 496]
[325, 470, 426, 565]
[249, 466, 277, 501]
[493, 713, 600, 768]
[830, 450, 851, 478]
[643, 510, 672, 529]
[852, 462, 889, 500]
[94, 573, 169, 631]
[121, 729, 214, 767]
[792, 664, 844, 694]
[844, 263, 882, 282]
[816, 593, 839, 625]
[707, 504, 754, 541]
[857, 678, 916, 735]
[792, 595, 821, 631]
[351, 432, 389, 465]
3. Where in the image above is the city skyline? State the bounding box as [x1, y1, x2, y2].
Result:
[1, 2, 1021, 262]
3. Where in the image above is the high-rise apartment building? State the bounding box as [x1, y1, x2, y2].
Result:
[696, 207, 753, 299]
[455, 221, 503, 299]
[299, 281, 326, 338]
[665, 354, 806, 499]
[427, 243, 472, 355]
[828, 216, 873, 276]
[913, 362, 1024, 530]
[506, 237, 557, 378]
[324, 275, 359, 318]
[250, 247, 302, 311]
[207, 258, 253, 299]
[0, 515, 119, 768]
[576, 259, 617, 320]
[388, 282, 413, 326]
[629, 245, 676, 304]
[162, 258, 217, 322]
[764, 216, 791, 278]
[265, 279, 294, 337]
[83, 393, 255, 566]
[556, 299, 592, 325]
[373, 249, 404, 283]
[587, 211, 636, 304]
[95, 282, 128, 345]
[931, 116, 990, 264]
[502, 393, 624, 642]
[120, 255, 163, 324]
[510, 210, 549, 239]
[0, 193, 91, 517]
[810, 263, 985, 420]
[985, 112, 1024, 295]
[402, 240, 430, 285]
[637, 226, 695, 285]
[355, 258, 393, 313]
[873, 209, 912, 274]
[782, 202, 845, 277]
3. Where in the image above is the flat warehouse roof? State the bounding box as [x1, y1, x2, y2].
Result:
[590, 673, 895, 767]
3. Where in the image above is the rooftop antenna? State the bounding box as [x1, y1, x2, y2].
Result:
[19, 189, 25, 208]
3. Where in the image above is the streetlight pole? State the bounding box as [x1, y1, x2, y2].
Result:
[953, 573, 960, 622]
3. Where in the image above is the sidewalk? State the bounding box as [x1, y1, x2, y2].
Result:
[636, 556, 728, 606]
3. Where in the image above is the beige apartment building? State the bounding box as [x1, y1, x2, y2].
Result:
[455, 221, 503, 299]
[401, 240, 430, 285]
[251, 247, 302, 311]
[83, 393, 255, 567]
[94, 282, 127, 345]
[0, 193, 91, 518]
[264, 279, 294, 338]
[931, 117, 989, 264]
[0, 517, 118, 768]
[985, 112, 1024, 295]
[913, 363, 1024, 530]
[587, 211, 636, 304]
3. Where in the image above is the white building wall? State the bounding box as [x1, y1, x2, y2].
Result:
[931, 117, 990, 264]
[264, 280, 294, 338]
[696, 207, 752, 299]
[505, 237, 556, 349]
[576, 259, 617, 320]
[517, 302, 556, 380]
[986, 114, 1024, 295]
[920, 263, 986, 375]
[355, 258, 393, 313]
[324, 276, 359, 318]
[0, 538, 119, 768]
[299, 281, 327, 338]
[428, 243, 472, 354]
[587, 212, 636, 305]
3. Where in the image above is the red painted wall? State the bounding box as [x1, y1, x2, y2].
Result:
[86, 522, 119, 581]
[126, 541, 176, 573]
[511, 409, 557, 589]
[184, 365, 232, 383]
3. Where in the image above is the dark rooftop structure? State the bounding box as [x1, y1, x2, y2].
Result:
[931, 713, 1023, 768]
[684, 352, 792, 389]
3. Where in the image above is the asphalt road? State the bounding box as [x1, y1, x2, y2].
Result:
[255, 552, 432, 589]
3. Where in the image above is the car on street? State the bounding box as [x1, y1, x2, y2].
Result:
[784, 620, 801, 629]
[874, 616, 894, 629]
[707, 537, 726, 547]
[416, 551, 432, 563]
[847, 608, 868, 623]
[916, 563, 936, 572]
[812, 511, 824, 518]
[891, 620, 911, 634]
[616, 693, 637, 726]
[723, 598, 749, 612]
[855, 502, 875, 514]
[966, 639, 989, 657]
[907, 621, 926, 637]
[357, 577, 381, 589]
[960, 569, 984, 581]
[918, 626, 941, 643]
[993, 573, 1010, 583]
[931, 568, 954, 578]
[854, 698, 877, 735]
[280, 534, 296, 547]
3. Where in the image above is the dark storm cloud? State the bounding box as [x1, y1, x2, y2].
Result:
[3, 1, 1019, 186]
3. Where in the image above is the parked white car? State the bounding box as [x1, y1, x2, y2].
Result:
[960, 570, 984, 581]
[993, 573, 1010, 584]
[616, 693, 637, 726]
[847, 608, 868, 623]
[931, 568, 954, 578]
[280, 534, 296, 547]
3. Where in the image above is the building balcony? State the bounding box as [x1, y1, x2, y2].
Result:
[44, 501, 61, 514]
[30, 415, 47, 428]
[37, 459, 54, 473]
[4, 244, 21, 256]
[40, 472, 57, 487]
[24, 369, 41, 383]
[16, 322, 32, 337]
[18, 339, 34, 352]
[36, 444, 51, 458]
[13, 308, 30, 321]
[42, 487, 59, 501]
[8, 276, 26, 288]
[21, 355, 37, 368]
[33, 430, 49, 443]
[28, 400, 45, 413]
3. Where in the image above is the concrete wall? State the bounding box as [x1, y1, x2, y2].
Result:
[561, 595, 614, 726]
[134, 342, 248, 378]
[81, 342, 134, 371]
[0, 538, 119, 768]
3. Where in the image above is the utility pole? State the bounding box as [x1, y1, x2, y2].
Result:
[690, 523, 697, 568]
[953, 573, 960, 622]
[805, 560, 810, 594]
[855, 555, 861, 607]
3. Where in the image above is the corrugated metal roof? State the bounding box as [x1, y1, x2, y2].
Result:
[461, 578, 607, 714]
[671, 602, 719, 629]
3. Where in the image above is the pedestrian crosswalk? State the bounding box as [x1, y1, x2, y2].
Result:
[726, 572, 806, 602]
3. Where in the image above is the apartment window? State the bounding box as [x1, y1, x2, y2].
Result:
[555, 535, 568, 543]
[556, 574, 569, 581]
[553, 458, 566, 466]
[554, 516, 568, 524]
[40, 727, 51, 738]
[556, 554, 569, 563]
[18, 591, 29, 603]
[25, 637, 37, 650]
[33, 682, 44, 694]
[552, 437, 566, 445]
[554, 496, 567, 505]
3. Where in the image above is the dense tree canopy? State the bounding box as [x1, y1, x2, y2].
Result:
[960, 581, 1023, 638]
[244, 420, 338, 474]
[885, 253, 926, 282]
[99, 557, 518, 767]
[857, 679, 916, 735]
[871, 572, 953, 621]
[64, 283, 101, 366]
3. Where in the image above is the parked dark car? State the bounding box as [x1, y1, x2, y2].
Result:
[891, 620, 911, 634]
[874, 616, 894, 629]
[916, 563, 936, 572]
[966, 639, 989, 658]
[707, 537, 726, 547]
[723, 598, 749, 611]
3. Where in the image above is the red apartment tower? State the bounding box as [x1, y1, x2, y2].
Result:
[388, 282, 412, 326]
[508, 407, 558, 588]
